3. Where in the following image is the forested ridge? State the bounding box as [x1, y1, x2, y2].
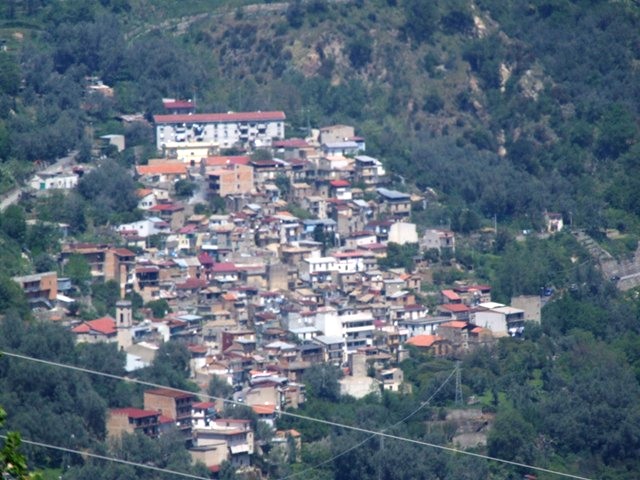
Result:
[0, 0, 639, 479]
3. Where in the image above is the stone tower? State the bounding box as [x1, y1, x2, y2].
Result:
[116, 300, 133, 351]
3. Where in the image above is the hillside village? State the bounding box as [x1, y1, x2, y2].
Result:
[11, 101, 546, 476]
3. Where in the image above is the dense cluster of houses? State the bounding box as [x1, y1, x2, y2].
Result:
[13, 106, 542, 475]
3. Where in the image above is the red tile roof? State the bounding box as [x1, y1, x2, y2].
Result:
[110, 408, 159, 419]
[329, 179, 350, 188]
[72, 317, 116, 335]
[198, 252, 215, 266]
[136, 188, 153, 198]
[113, 248, 136, 257]
[158, 415, 175, 424]
[154, 111, 286, 124]
[440, 303, 470, 313]
[406, 334, 442, 348]
[441, 289, 461, 301]
[211, 262, 237, 273]
[136, 163, 187, 176]
[204, 155, 251, 167]
[149, 203, 184, 212]
[439, 320, 468, 329]
[162, 99, 194, 109]
[272, 138, 309, 148]
[145, 388, 196, 399]
[252, 404, 277, 415]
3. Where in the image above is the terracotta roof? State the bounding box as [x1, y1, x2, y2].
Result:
[252, 404, 277, 415]
[145, 388, 196, 399]
[136, 266, 159, 273]
[329, 179, 350, 188]
[204, 155, 251, 167]
[136, 163, 187, 176]
[154, 111, 286, 124]
[439, 320, 468, 329]
[149, 203, 184, 212]
[406, 334, 442, 348]
[441, 289, 461, 301]
[136, 188, 153, 198]
[113, 248, 136, 257]
[272, 138, 309, 148]
[158, 415, 175, 424]
[162, 99, 194, 109]
[198, 252, 215, 266]
[72, 317, 116, 335]
[440, 303, 470, 313]
[110, 408, 159, 419]
[188, 345, 208, 354]
[211, 262, 237, 273]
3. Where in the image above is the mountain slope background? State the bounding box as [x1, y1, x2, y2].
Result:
[1, 0, 640, 236]
[1, 2, 640, 480]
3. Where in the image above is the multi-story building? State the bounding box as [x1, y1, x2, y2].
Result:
[107, 408, 160, 438]
[143, 388, 196, 435]
[299, 256, 337, 283]
[12, 271, 58, 304]
[207, 164, 254, 198]
[471, 302, 525, 336]
[422, 229, 456, 254]
[60, 244, 136, 284]
[191, 418, 254, 468]
[314, 308, 375, 355]
[377, 188, 412, 218]
[154, 111, 286, 150]
[354, 155, 386, 186]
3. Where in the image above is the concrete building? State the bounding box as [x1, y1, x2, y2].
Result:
[422, 229, 456, 254]
[354, 155, 386, 186]
[154, 111, 286, 150]
[107, 408, 160, 438]
[377, 188, 411, 217]
[12, 271, 58, 305]
[207, 163, 254, 198]
[29, 170, 79, 191]
[388, 222, 418, 245]
[144, 388, 197, 435]
[471, 302, 525, 336]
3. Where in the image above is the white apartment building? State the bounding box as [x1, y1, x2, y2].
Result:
[471, 302, 525, 336]
[299, 256, 337, 282]
[334, 250, 375, 274]
[314, 307, 375, 355]
[154, 111, 286, 150]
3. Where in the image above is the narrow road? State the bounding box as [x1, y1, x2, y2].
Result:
[0, 150, 78, 211]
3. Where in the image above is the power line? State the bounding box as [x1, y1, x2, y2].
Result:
[0, 435, 210, 480]
[0, 350, 593, 480]
[278, 367, 457, 480]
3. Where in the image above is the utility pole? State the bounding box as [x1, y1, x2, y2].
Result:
[455, 361, 463, 406]
[378, 435, 384, 480]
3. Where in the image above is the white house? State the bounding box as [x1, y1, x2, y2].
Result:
[115, 217, 170, 238]
[29, 170, 79, 191]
